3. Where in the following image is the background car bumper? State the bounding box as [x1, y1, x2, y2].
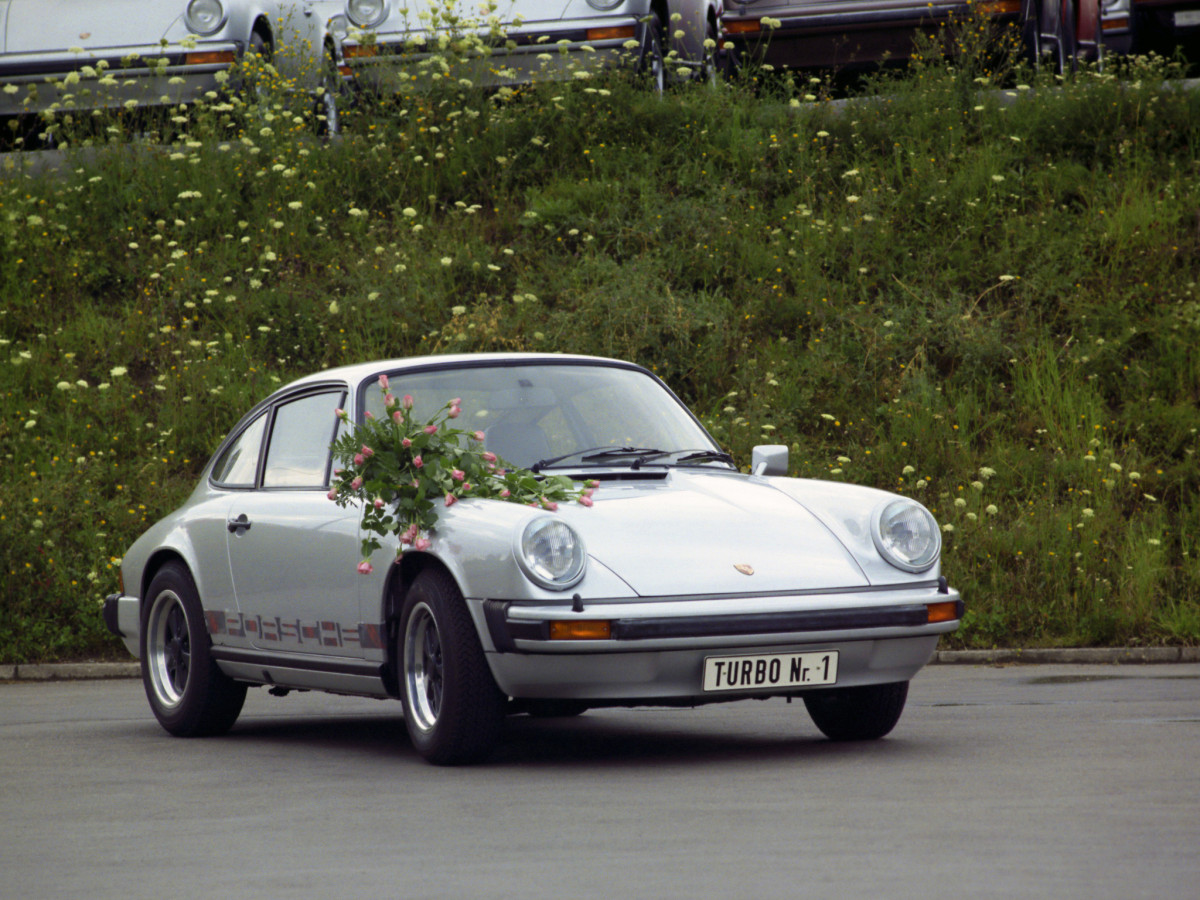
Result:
[339, 17, 645, 89]
[0, 44, 239, 116]
[102, 593, 141, 657]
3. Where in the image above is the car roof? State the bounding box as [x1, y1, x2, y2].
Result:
[278, 352, 642, 394]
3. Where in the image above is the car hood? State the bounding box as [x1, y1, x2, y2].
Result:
[571, 471, 869, 597]
[4, 1, 181, 53]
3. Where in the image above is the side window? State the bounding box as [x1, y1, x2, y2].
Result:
[211, 413, 267, 487]
[262, 390, 346, 489]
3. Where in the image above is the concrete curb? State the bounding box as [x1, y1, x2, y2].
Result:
[2, 648, 1198, 681]
[933, 647, 1199, 665]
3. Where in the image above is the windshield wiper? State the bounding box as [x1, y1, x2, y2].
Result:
[532, 446, 669, 473]
[673, 449, 736, 467]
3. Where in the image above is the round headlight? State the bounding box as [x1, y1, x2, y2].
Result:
[346, 0, 390, 28]
[184, 0, 227, 36]
[585, 0, 625, 10]
[871, 499, 940, 573]
[517, 517, 586, 590]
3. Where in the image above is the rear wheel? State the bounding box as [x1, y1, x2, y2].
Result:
[141, 562, 246, 737]
[399, 569, 506, 765]
[803, 681, 909, 741]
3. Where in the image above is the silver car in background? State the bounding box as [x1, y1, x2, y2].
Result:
[0, 0, 345, 120]
[333, 0, 722, 92]
[105, 352, 962, 765]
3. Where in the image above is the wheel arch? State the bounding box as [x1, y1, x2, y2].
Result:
[139, 549, 191, 620]
[380, 552, 461, 695]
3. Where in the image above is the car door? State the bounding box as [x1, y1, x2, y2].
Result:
[225, 386, 365, 657]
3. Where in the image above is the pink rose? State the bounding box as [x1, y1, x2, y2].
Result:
[499, 489, 511, 499]
[357, 561, 374, 575]
[445, 492, 457, 507]
[450, 398, 462, 406]
[364, 410, 374, 420]
[402, 437, 412, 448]
[541, 500, 558, 511]
[327, 489, 338, 501]
[413, 456, 423, 469]
[378, 374, 389, 391]
[452, 469, 465, 482]
[448, 406, 461, 419]
[361, 445, 374, 458]
[414, 537, 431, 552]
[402, 394, 414, 409]
[350, 476, 363, 491]
[588, 480, 600, 489]
[473, 431, 485, 441]
[424, 424, 438, 435]
[462, 482, 472, 492]
[373, 498, 384, 509]
[334, 407, 348, 421]
[354, 453, 364, 466]
[578, 495, 594, 507]
[384, 393, 396, 408]
[393, 411, 404, 424]
[482, 451, 497, 463]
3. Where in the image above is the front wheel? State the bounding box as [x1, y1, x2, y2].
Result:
[399, 569, 506, 765]
[141, 562, 246, 737]
[638, 11, 666, 94]
[803, 681, 909, 741]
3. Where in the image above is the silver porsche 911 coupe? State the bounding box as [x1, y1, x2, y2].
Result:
[105, 353, 962, 764]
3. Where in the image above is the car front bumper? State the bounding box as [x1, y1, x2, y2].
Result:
[475, 582, 961, 702]
[338, 16, 648, 90]
[0, 43, 240, 117]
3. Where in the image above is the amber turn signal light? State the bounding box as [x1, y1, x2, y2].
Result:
[549, 620, 612, 640]
[587, 26, 636, 41]
[926, 601, 960, 624]
[185, 51, 237, 66]
[724, 20, 762, 34]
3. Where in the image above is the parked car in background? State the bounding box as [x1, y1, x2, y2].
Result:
[719, 0, 1118, 76]
[332, 0, 722, 93]
[105, 352, 963, 765]
[1127, 0, 1200, 57]
[0, 1, 345, 125]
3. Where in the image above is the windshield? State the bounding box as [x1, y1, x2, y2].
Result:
[362, 362, 722, 470]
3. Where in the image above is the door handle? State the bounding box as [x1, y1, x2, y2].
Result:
[227, 513, 252, 534]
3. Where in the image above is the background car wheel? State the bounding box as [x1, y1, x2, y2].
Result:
[400, 569, 505, 765]
[639, 11, 666, 94]
[802, 681, 909, 741]
[315, 52, 342, 137]
[141, 562, 246, 737]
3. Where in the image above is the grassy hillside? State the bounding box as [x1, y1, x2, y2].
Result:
[2, 34, 1199, 662]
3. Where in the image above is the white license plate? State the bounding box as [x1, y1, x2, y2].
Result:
[702, 650, 838, 692]
[1176, 10, 1200, 26]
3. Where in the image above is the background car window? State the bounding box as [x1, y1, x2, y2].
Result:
[263, 391, 346, 488]
[211, 413, 267, 487]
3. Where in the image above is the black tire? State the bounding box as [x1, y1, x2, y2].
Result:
[140, 562, 246, 737]
[399, 569, 506, 765]
[803, 681, 909, 741]
[639, 10, 666, 94]
[249, 30, 272, 63]
[315, 51, 342, 138]
[701, 18, 720, 87]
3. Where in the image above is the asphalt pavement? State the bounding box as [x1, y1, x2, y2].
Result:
[2, 663, 1196, 899]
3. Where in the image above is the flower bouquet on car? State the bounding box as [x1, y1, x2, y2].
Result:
[328, 375, 595, 572]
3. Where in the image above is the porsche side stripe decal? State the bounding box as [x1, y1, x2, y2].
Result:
[206, 610, 385, 650]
